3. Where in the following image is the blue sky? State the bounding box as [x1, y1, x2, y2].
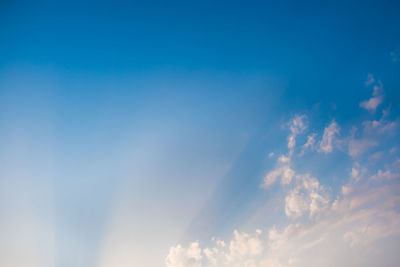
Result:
[1, 1, 400, 267]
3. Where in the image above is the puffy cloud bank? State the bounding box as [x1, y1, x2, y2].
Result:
[165, 76, 400, 267]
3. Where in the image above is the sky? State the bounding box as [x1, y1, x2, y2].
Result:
[0, 1, 400, 266]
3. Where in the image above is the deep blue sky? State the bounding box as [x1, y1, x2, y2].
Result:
[2, 0, 400, 71]
[2, 0, 400, 109]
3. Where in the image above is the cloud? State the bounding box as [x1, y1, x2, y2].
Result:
[270, 177, 400, 264]
[318, 121, 340, 153]
[167, 119, 400, 266]
[165, 242, 203, 267]
[371, 169, 400, 181]
[362, 108, 398, 135]
[285, 174, 329, 219]
[263, 115, 308, 188]
[348, 138, 378, 157]
[287, 115, 307, 156]
[349, 107, 398, 157]
[166, 156, 400, 267]
[225, 230, 263, 264]
[299, 133, 316, 156]
[360, 80, 384, 112]
[166, 77, 400, 267]
[263, 165, 295, 187]
[278, 155, 291, 164]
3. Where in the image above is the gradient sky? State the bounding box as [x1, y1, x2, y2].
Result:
[1, 1, 400, 267]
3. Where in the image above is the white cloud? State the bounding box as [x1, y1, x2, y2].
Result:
[318, 121, 340, 153]
[288, 115, 308, 136]
[278, 155, 291, 164]
[263, 165, 295, 187]
[287, 115, 307, 156]
[285, 174, 329, 219]
[284, 189, 308, 219]
[167, 230, 265, 267]
[263, 114, 308, 188]
[165, 242, 202, 267]
[263, 168, 282, 187]
[226, 230, 263, 264]
[299, 133, 316, 156]
[360, 81, 384, 112]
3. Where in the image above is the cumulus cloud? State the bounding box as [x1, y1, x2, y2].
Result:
[165, 242, 203, 267]
[285, 174, 329, 219]
[318, 121, 340, 153]
[225, 230, 263, 264]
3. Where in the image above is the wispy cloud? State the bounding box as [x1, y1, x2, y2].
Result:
[318, 120, 340, 153]
[348, 138, 378, 157]
[360, 76, 384, 112]
[263, 165, 295, 187]
[299, 133, 316, 156]
[349, 105, 398, 158]
[287, 115, 308, 156]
